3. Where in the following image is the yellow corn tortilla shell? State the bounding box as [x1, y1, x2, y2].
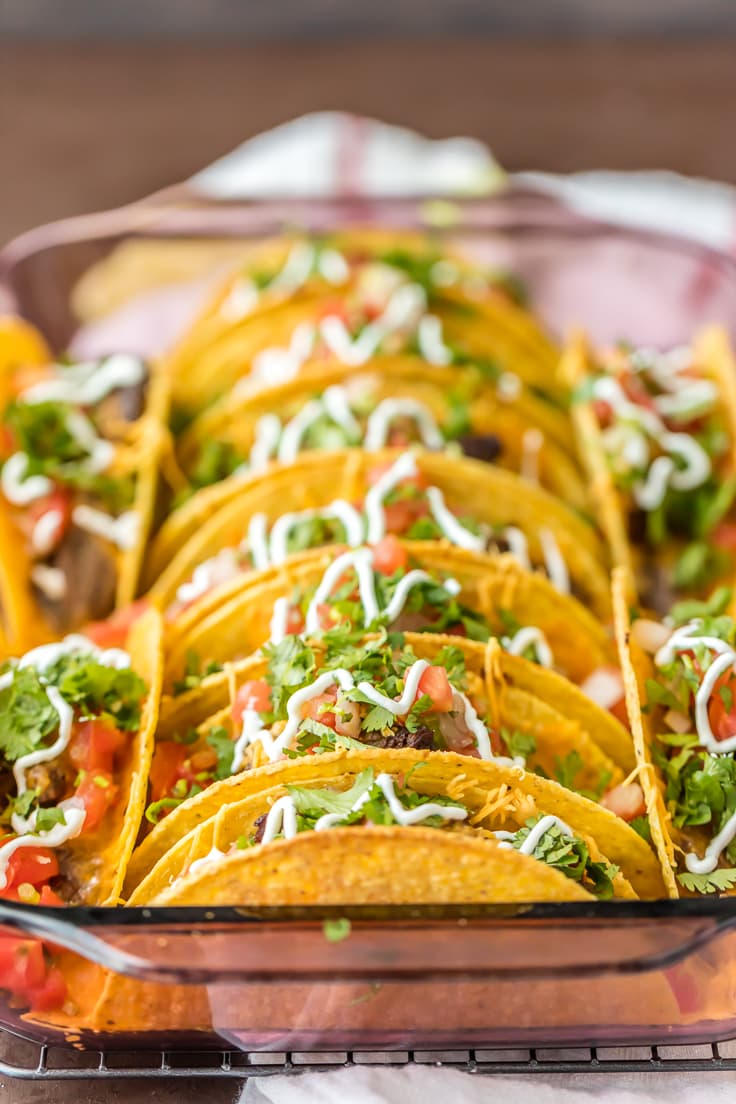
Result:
[144, 448, 610, 618]
[149, 825, 596, 906]
[129, 757, 637, 905]
[125, 747, 663, 900]
[611, 567, 679, 899]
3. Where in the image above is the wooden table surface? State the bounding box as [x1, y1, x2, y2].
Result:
[1, 34, 735, 1102]
[3, 38, 736, 245]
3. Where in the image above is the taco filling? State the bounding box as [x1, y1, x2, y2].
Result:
[0, 354, 149, 630]
[167, 451, 576, 618]
[145, 635, 533, 824]
[583, 343, 735, 606]
[630, 591, 736, 893]
[0, 634, 148, 904]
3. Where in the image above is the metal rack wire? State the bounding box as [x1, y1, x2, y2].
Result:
[4, 1032, 736, 1080]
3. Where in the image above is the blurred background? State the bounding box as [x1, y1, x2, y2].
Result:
[3, 0, 736, 243]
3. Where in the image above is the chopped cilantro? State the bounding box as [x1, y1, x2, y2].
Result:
[35, 806, 67, 832]
[323, 918, 351, 943]
[503, 815, 617, 899]
[678, 868, 736, 894]
[205, 725, 236, 780]
[629, 815, 651, 842]
[188, 439, 243, 492]
[500, 729, 537, 761]
[670, 587, 733, 627]
[172, 652, 224, 697]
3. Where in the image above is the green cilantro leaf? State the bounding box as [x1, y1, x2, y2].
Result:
[323, 918, 351, 943]
[35, 806, 67, 832]
[677, 868, 736, 894]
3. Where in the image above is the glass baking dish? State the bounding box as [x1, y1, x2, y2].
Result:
[2, 189, 736, 1053]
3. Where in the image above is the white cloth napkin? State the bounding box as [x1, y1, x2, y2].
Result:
[190, 113, 736, 1103]
[242, 1064, 736, 1103]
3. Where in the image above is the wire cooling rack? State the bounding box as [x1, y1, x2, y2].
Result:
[4, 1031, 736, 1080]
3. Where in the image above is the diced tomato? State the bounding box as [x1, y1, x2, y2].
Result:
[619, 371, 657, 412]
[69, 719, 126, 774]
[600, 782, 646, 823]
[712, 522, 736, 552]
[592, 398, 613, 428]
[417, 666, 454, 713]
[84, 598, 149, 649]
[74, 770, 118, 832]
[148, 741, 188, 803]
[314, 602, 339, 631]
[5, 846, 58, 889]
[707, 669, 736, 743]
[231, 679, 271, 723]
[285, 605, 305, 634]
[384, 497, 430, 535]
[371, 534, 409, 575]
[37, 885, 65, 907]
[318, 300, 351, 324]
[0, 938, 46, 991]
[301, 691, 338, 729]
[26, 965, 67, 1012]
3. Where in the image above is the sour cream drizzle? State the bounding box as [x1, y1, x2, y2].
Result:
[21, 354, 145, 407]
[502, 626, 553, 668]
[301, 546, 462, 637]
[264, 501, 365, 566]
[72, 505, 139, 551]
[363, 398, 444, 451]
[494, 814, 574, 853]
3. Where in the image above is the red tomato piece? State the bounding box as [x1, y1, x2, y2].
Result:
[231, 679, 271, 723]
[0, 938, 46, 991]
[27, 966, 67, 1012]
[38, 886, 65, 907]
[371, 534, 409, 575]
[148, 741, 188, 803]
[84, 598, 149, 649]
[620, 372, 657, 412]
[592, 398, 613, 428]
[5, 846, 58, 889]
[708, 669, 736, 743]
[301, 691, 338, 729]
[285, 605, 305, 634]
[417, 666, 454, 713]
[69, 719, 126, 774]
[75, 770, 118, 831]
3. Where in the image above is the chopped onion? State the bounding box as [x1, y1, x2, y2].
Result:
[579, 667, 624, 710]
[630, 618, 672, 655]
[664, 708, 692, 734]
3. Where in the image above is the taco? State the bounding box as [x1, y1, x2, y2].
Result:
[0, 606, 163, 907]
[175, 358, 587, 510]
[145, 449, 611, 623]
[166, 230, 563, 415]
[0, 331, 169, 646]
[131, 756, 638, 906]
[163, 540, 633, 775]
[126, 747, 663, 902]
[564, 327, 736, 612]
[613, 569, 736, 898]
